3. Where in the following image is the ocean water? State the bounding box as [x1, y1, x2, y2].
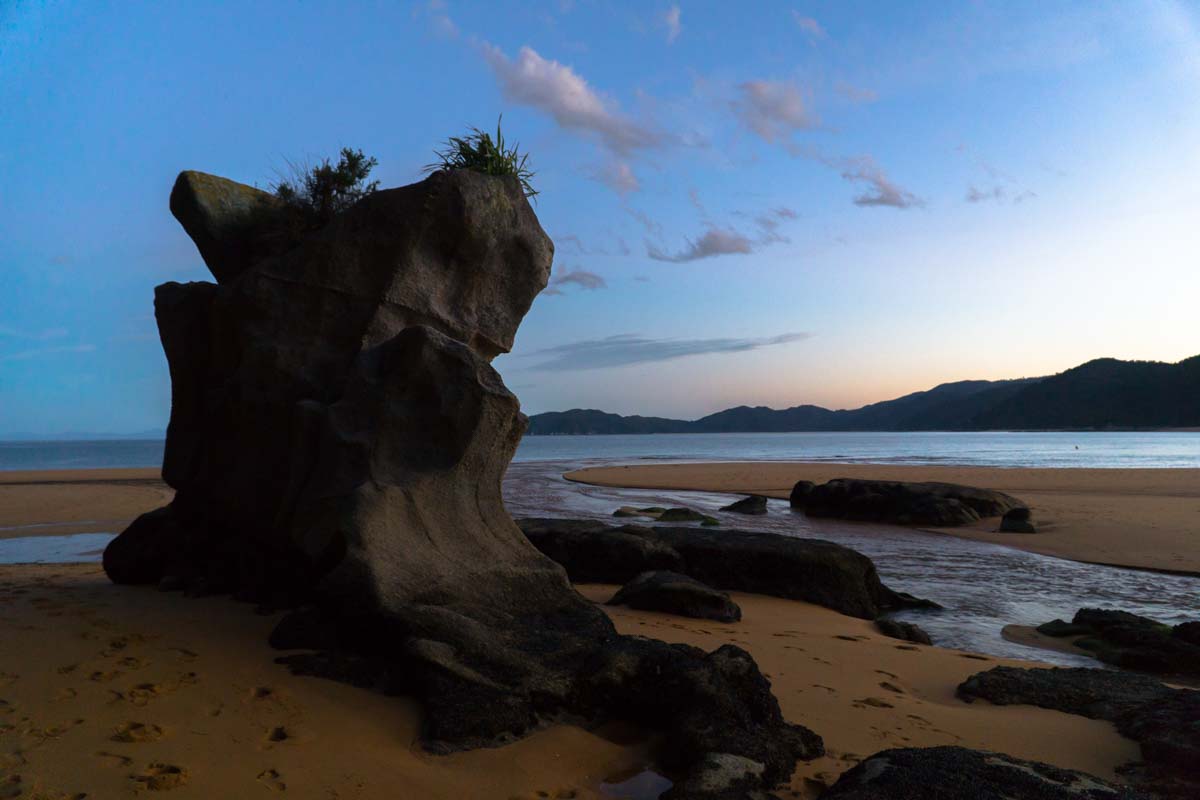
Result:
[3, 432, 1197, 666]
[2, 430, 1199, 471]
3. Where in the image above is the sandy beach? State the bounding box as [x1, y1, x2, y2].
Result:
[0, 469, 170, 539]
[0, 564, 1139, 799]
[566, 462, 1200, 575]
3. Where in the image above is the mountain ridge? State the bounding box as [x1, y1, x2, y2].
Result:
[526, 355, 1200, 434]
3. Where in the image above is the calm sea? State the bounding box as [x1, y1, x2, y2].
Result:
[2, 430, 1198, 471]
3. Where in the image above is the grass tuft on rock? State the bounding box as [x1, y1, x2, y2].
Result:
[426, 116, 538, 198]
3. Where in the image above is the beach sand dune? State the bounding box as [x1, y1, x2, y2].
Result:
[0, 565, 1138, 799]
[567, 462, 1200, 575]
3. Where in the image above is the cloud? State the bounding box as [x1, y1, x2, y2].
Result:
[753, 207, 798, 243]
[0, 325, 69, 341]
[791, 13, 826, 40]
[626, 207, 664, 238]
[837, 156, 923, 209]
[523, 332, 812, 370]
[647, 227, 755, 262]
[966, 185, 1005, 203]
[835, 81, 878, 104]
[664, 5, 681, 43]
[424, 0, 458, 38]
[732, 80, 816, 143]
[0, 344, 96, 362]
[549, 268, 607, 292]
[482, 44, 664, 155]
[593, 160, 640, 195]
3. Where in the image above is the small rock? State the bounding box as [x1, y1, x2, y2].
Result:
[719, 495, 768, 515]
[999, 506, 1036, 533]
[608, 571, 742, 623]
[875, 618, 933, 646]
[819, 746, 1148, 799]
[789, 480, 815, 508]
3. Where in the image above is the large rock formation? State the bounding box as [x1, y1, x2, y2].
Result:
[104, 169, 821, 798]
[792, 478, 1024, 526]
[958, 666, 1200, 797]
[518, 518, 934, 619]
[1034, 608, 1200, 678]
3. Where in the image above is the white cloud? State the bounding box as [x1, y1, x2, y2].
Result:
[647, 227, 755, 262]
[0, 344, 96, 362]
[838, 156, 923, 208]
[835, 81, 879, 104]
[664, 5, 682, 44]
[732, 80, 817, 143]
[549, 268, 607, 291]
[482, 44, 664, 155]
[524, 332, 812, 369]
[594, 160, 641, 195]
[792, 13, 826, 40]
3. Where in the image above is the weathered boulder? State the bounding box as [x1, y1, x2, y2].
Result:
[797, 479, 1023, 527]
[819, 746, 1149, 799]
[609, 571, 743, 623]
[958, 666, 1200, 796]
[789, 480, 815, 508]
[1035, 608, 1200, 678]
[519, 518, 935, 620]
[105, 168, 819, 798]
[168, 171, 285, 284]
[999, 506, 1037, 533]
[720, 495, 768, 515]
[875, 618, 933, 645]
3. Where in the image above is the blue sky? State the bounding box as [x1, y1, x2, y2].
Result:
[3, 1, 1199, 434]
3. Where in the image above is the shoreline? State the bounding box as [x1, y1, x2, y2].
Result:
[0, 563, 1141, 798]
[564, 461, 1200, 575]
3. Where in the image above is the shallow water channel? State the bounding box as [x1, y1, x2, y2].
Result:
[502, 460, 1200, 667]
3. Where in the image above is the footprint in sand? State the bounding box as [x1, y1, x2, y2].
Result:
[959, 653, 991, 661]
[90, 670, 124, 683]
[895, 645, 919, 651]
[879, 681, 905, 694]
[96, 750, 134, 768]
[853, 697, 895, 709]
[257, 768, 287, 792]
[264, 726, 293, 744]
[1, 774, 23, 800]
[57, 664, 79, 675]
[112, 721, 166, 743]
[131, 762, 189, 791]
[54, 688, 78, 702]
[117, 673, 198, 707]
[117, 656, 147, 670]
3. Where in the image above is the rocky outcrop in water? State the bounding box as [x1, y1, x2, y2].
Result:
[720, 495, 769, 515]
[875, 618, 933, 645]
[791, 479, 1023, 526]
[102, 168, 822, 798]
[999, 506, 1037, 533]
[958, 666, 1200, 798]
[608, 571, 742, 622]
[1035, 609, 1200, 678]
[518, 518, 934, 619]
[818, 746, 1149, 799]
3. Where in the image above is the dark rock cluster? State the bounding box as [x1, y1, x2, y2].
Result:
[608, 571, 743, 623]
[999, 505, 1037, 533]
[789, 478, 1024, 526]
[819, 746, 1149, 799]
[958, 666, 1200, 798]
[875, 618, 934, 645]
[720, 495, 769, 515]
[1036, 608, 1200, 678]
[101, 168, 824, 799]
[518, 518, 935, 620]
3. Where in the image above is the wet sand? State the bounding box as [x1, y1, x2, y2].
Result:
[0, 564, 1139, 799]
[566, 462, 1200, 574]
[0, 468, 169, 538]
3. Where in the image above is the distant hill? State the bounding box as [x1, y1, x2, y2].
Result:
[526, 355, 1200, 434]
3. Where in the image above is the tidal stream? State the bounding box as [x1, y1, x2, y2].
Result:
[502, 460, 1200, 666]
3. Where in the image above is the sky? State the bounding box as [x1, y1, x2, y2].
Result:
[2, 1, 1199, 435]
